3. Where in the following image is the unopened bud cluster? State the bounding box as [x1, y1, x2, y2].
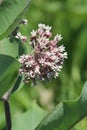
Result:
[14, 19, 28, 42]
[19, 23, 67, 84]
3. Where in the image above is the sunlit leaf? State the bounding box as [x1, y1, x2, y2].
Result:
[35, 82, 87, 130]
[0, 0, 31, 40]
[12, 102, 46, 130]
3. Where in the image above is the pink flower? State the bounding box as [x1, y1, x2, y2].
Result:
[19, 23, 67, 84]
[15, 32, 27, 42]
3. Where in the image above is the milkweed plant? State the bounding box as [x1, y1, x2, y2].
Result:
[0, 1, 87, 130]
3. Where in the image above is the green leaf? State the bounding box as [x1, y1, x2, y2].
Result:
[35, 82, 87, 130]
[11, 76, 24, 94]
[12, 102, 46, 130]
[0, 0, 31, 40]
[0, 38, 19, 58]
[0, 54, 20, 98]
[0, 37, 32, 57]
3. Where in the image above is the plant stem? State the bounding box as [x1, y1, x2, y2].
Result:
[2, 88, 13, 130]
[4, 100, 12, 130]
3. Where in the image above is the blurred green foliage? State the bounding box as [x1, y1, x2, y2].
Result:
[0, 0, 87, 129]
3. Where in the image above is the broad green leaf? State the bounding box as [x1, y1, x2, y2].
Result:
[0, 54, 20, 98]
[0, 38, 19, 58]
[12, 102, 46, 130]
[0, 0, 31, 40]
[0, 37, 32, 57]
[35, 82, 87, 130]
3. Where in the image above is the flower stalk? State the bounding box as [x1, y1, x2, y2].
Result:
[4, 100, 12, 130]
[2, 88, 13, 130]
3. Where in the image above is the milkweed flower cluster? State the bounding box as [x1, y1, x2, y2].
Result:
[19, 23, 67, 84]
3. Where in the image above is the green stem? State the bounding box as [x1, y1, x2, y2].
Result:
[4, 100, 12, 130]
[2, 88, 13, 130]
